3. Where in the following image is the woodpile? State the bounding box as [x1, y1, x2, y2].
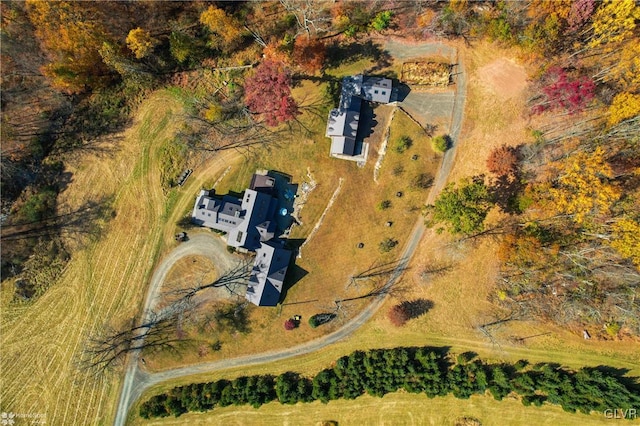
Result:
[401, 61, 452, 86]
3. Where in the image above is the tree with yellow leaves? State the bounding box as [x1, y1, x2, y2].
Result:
[608, 93, 640, 127]
[26, 0, 109, 93]
[609, 217, 640, 267]
[549, 147, 620, 223]
[125, 28, 158, 60]
[199, 5, 242, 50]
[588, 0, 640, 49]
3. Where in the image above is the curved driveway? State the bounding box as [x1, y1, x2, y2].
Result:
[114, 40, 467, 425]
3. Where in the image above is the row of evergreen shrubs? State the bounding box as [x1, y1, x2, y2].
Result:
[139, 346, 640, 419]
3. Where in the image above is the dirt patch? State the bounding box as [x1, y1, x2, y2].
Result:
[478, 58, 528, 100]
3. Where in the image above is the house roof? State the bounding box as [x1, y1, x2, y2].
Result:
[191, 190, 243, 231]
[362, 76, 393, 103]
[326, 74, 392, 159]
[245, 241, 292, 306]
[191, 174, 278, 251]
[227, 189, 277, 251]
[250, 173, 276, 194]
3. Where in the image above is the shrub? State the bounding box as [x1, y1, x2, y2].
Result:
[431, 135, 450, 153]
[377, 200, 391, 210]
[394, 135, 412, 153]
[411, 173, 433, 190]
[284, 319, 296, 330]
[392, 164, 404, 176]
[605, 322, 621, 337]
[379, 237, 398, 253]
[370, 11, 393, 31]
[309, 313, 336, 328]
[17, 188, 57, 222]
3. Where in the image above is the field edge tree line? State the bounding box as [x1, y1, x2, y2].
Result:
[138, 345, 640, 419]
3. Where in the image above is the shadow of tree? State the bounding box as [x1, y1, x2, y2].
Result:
[489, 174, 525, 214]
[324, 40, 392, 71]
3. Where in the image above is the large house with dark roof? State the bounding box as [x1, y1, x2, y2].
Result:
[191, 171, 292, 306]
[326, 74, 393, 162]
[245, 240, 292, 306]
[192, 173, 278, 252]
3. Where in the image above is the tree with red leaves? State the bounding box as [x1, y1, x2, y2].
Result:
[244, 60, 299, 126]
[566, 0, 595, 34]
[292, 37, 326, 74]
[532, 67, 596, 115]
[284, 319, 296, 330]
[388, 299, 433, 327]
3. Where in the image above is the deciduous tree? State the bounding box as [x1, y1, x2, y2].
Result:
[291, 37, 325, 74]
[588, 0, 640, 49]
[25, 0, 110, 92]
[531, 68, 595, 115]
[487, 145, 519, 177]
[199, 5, 243, 50]
[549, 147, 619, 223]
[609, 217, 640, 267]
[125, 27, 158, 59]
[244, 60, 299, 126]
[607, 93, 640, 127]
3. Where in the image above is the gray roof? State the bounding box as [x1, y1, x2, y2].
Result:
[191, 191, 243, 231]
[250, 174, 276, 194]
[246, 241, 291, 306]
[326, 74, 392, 158]
[227, 189, 277, 251]
[191, 175, 278, 251]
[361, 76, 393, 103]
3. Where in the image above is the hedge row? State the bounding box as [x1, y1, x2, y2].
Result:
[140, 346, 640, 419]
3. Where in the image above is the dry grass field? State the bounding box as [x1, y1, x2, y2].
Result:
[0, 91, 194, 425]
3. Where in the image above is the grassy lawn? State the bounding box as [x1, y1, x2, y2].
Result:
[144, 76, 441, 371]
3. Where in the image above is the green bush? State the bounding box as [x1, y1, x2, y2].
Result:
[18, 188, 57, 222]
[377, 200, 391, 210]
[394, 135, 412, 153]
[431, 135, 450, 153]
[309, 313, 336, 328]
[371, 11, 393, 32]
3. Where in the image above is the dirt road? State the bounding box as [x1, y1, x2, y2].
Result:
[114, 40, 467, 425]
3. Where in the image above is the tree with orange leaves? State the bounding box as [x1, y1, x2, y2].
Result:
[291, 37, 325, 74]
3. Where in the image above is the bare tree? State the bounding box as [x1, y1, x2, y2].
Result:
[80, 309, 186, 374]
[164, 260, 253, 303]
[279, 0, 332, 38]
